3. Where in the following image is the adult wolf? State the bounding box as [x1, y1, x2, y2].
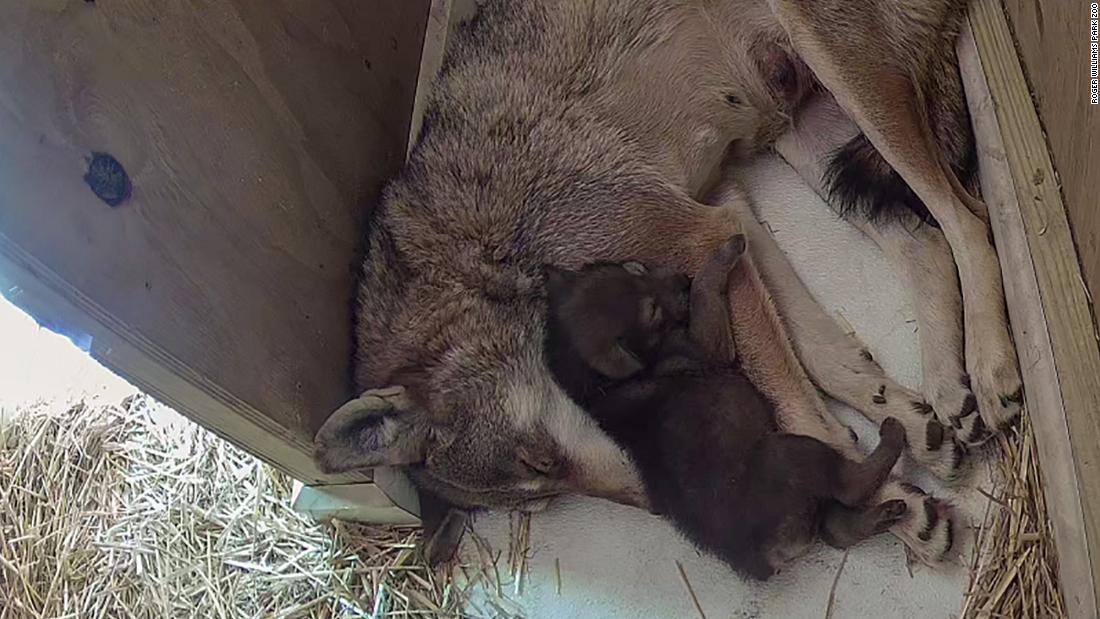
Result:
[314, 0, 1020, 564]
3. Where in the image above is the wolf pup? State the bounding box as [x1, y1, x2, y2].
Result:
[544, 236, 907, 580]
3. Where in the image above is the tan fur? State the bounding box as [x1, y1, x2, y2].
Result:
[726, 257, 856, 457]
[768, 0, 1021, 430]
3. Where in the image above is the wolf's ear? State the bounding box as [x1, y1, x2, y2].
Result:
[314, 386, 428, 473]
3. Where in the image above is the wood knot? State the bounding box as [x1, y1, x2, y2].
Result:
[84, 152, 131, 207]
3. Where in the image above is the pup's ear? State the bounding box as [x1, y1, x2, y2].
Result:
[544, 265, 578, 297]
[585, 341, 645, 379]
[622, 261, 648, 276]
[314, 386, 428, 473]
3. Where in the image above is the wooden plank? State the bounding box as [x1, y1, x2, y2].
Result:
[406, 0, 484, 154]
[0, 0, 430, 485]
[1001, 0, 1100, 311]
[291, 480, 421, 525]
[961, 21, 1093, 618]
[408, 0, 453, 157]
[968, 1, 1100, 615]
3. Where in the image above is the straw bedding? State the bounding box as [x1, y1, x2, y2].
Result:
[0, 396, 469, 618]
[960, 409, 1066, 618]
[0, 393, 1065, 618]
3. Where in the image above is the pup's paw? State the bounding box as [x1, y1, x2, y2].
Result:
[879, 481, 956, 565]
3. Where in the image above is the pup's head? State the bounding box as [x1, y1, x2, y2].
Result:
[544, 261, 690, 379]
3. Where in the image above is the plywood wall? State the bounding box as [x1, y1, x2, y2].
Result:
[0, 0, 430, 484]
[1002, 0, 1100, 313]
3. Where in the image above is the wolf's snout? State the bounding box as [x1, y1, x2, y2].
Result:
[583, 482, 651, 511]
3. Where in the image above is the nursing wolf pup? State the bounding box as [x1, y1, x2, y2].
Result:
[315, 0, 1015, 564]
[545, 236, 909, 580]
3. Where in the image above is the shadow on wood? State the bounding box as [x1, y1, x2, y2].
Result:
[0, 0, 431, 485]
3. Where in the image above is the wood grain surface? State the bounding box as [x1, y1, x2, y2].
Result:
[1002, 0, 1100, 313]
[0, 0, 430, 484]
